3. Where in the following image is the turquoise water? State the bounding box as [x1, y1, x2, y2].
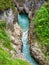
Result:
[18, 14, 38, 65]
[18, 14, 29, 31]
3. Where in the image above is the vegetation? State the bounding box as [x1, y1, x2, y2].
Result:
[0, 0, 14, 11]
[0, 20, 13, 50]
[0, 0, 29, 64]
[0, 0, 49, 65]
[0, 20, 29, 65]
[0, 47, 29, 65]
[33, 2, 49, 48]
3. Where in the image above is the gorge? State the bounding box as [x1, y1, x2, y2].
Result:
[0, 0, 49, 65]
[18, 13, 38, 65]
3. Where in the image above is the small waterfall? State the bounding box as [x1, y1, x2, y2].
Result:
[22, 30, 38, 65]
[22, 29, 30, 56]
[18, 14, 38, 65]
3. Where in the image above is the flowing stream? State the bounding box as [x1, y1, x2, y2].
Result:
[18, 14, 38, 65]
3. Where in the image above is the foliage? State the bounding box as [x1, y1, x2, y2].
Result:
[0, 47, 29, 65]
[33, 2, 49, 47]
[45, 1, 49, 12]
[0, 20, 13, 50]
[0, 21, 29, 65]
[0, 0, 14, 11]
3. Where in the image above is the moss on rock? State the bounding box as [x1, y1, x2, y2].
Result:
[0, 47, 29, 65]
[0, 0, 14, 11]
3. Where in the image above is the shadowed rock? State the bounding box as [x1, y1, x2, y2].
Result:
[14, 0, 46, 19]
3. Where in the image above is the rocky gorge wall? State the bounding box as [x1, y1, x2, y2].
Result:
[0, 0, 49, 65]
[14, 0, 46, 19]
[13, 0, 49, 65]
[29, 21, 49, 65]
[0, 8, 26, 60]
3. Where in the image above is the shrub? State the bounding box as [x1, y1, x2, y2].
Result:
[0, 0, 14, 11]
[34, 2, 49, 47]
[0, 20, 13, 50]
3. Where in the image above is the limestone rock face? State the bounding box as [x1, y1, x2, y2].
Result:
[30, 42, 49, 65]
[14, 0, 46, 19]
[29, 22, 49, 65]
[7, 22, 26, 60]
[0, 9, 27, 61]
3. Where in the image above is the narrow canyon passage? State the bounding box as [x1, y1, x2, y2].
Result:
[18, 13, 38, 65]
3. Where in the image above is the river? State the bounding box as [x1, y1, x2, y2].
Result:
[18, 13, 38, 65]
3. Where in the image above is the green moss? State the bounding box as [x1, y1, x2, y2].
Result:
[16, 59, 29, 65]
[0, 20, 13, 50]
[33, 1, 49, 47]
[0, 47, 29, 65]
[0, 0, 14, 11]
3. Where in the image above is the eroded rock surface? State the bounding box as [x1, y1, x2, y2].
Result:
[14, 0, 46, 19]
[7, 22, 26, 60]
[29, 22, 49, 65]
